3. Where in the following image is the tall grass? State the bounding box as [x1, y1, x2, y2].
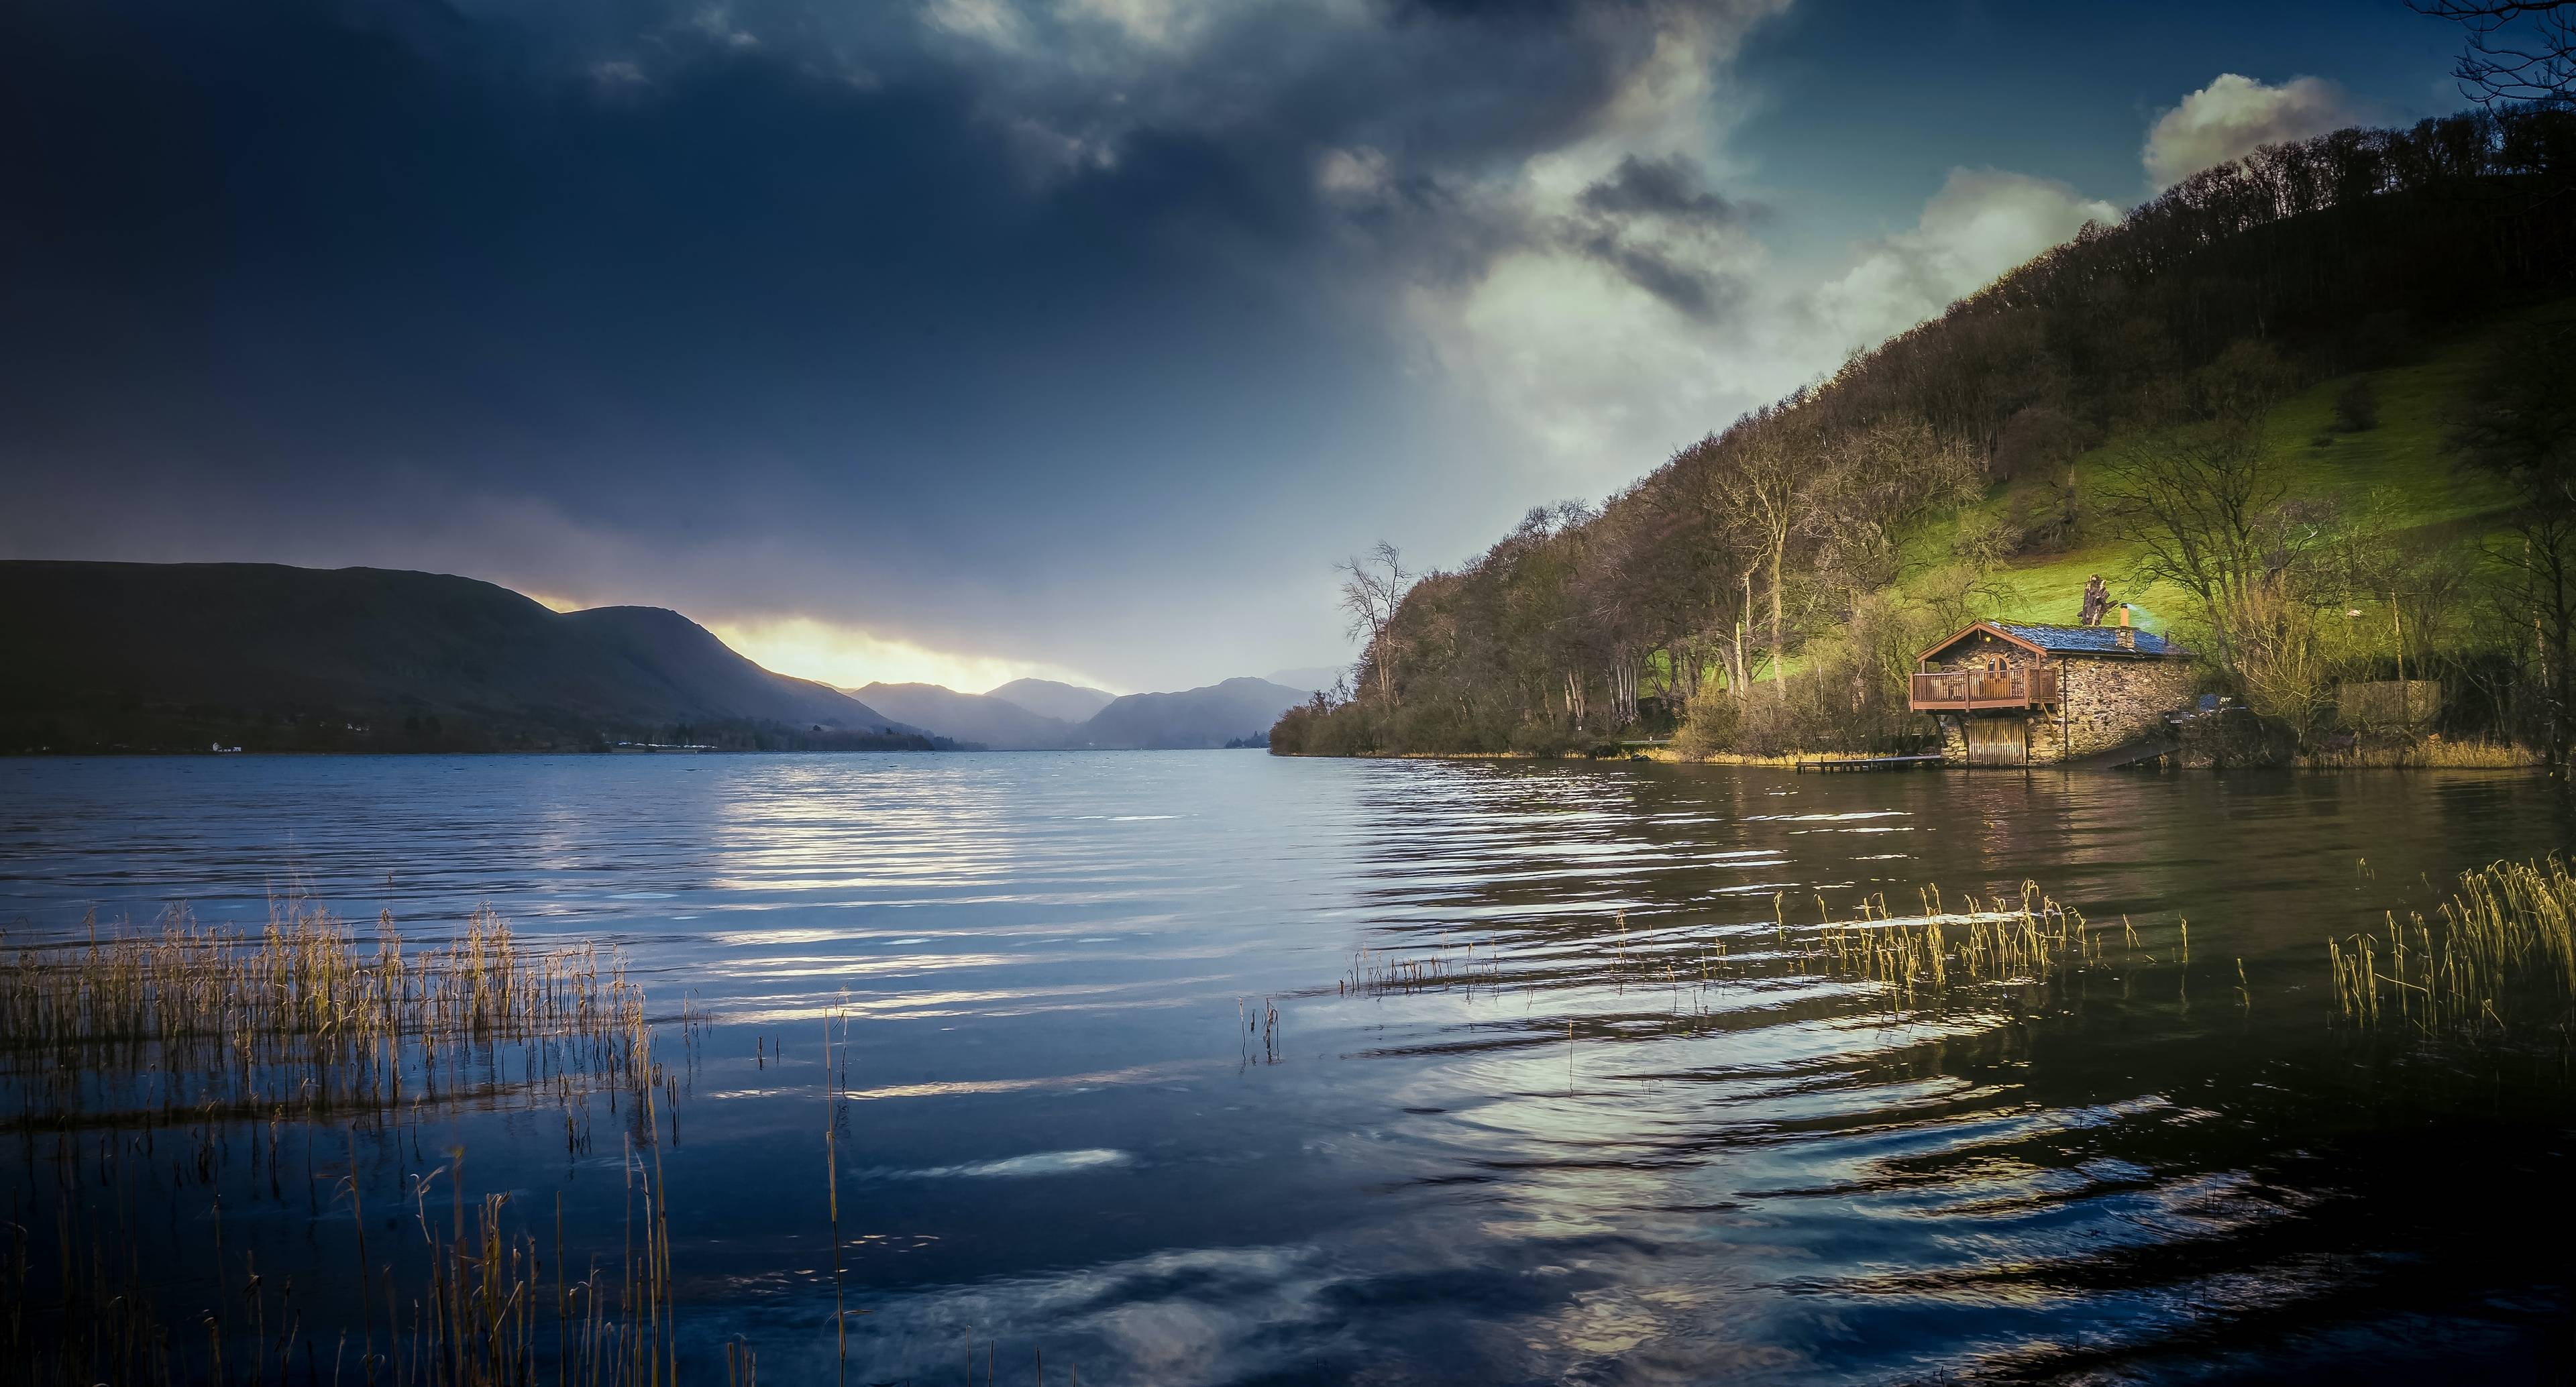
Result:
[2330, 855, 2576, 1038]
[1339, 880, 2131, 1017]
[2299, 738, 2536, 769]
[1810, 883, 2102, 1004]
[349, 1137, 680, 1387]
[0, 897, 654, 1132]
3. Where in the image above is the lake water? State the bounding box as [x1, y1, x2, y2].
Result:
[3, 753, 2571, 1384]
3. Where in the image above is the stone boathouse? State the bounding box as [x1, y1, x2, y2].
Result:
[1910, 618, 2196, 766]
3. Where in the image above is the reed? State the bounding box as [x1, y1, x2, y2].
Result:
[360, 1136, 678, 1387]
[0, 897, 655, 1133]
[1337, 879, 2132, 1016]
[2299, 738, 2536, 769]
[1808, 883, 2102, 1006]
[3, 1125, 688, 1386]
[0, 889, 1116, 1386]
[0, 1195, 178, 1385]
[2330, 854, 2576, 1038]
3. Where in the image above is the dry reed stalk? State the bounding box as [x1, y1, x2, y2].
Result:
[1, 897, 657, 1134]
[1806, 881, 2099, 1007]
[1336, 879, 2129, 1017]
[2298, 738, 2538, 770]
[2330, 855, 2576, 1039]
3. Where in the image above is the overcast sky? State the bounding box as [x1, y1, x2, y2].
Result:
[1, 0, 2465, 692]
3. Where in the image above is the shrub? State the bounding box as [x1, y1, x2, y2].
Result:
[1509, 718, 1580, 756]
[1670, 681, 1741, 758]
[2332, 377, 2380, 433]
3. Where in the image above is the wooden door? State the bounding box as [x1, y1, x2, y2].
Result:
[1964, 716, 2027, 766]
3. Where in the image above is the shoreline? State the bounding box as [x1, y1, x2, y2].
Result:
[1275, 745, 2543, 771]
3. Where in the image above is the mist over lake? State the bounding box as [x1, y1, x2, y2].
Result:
[5, 753, 2568, 1383]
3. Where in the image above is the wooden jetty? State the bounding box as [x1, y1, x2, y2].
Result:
[1795, 753, 1945, 773]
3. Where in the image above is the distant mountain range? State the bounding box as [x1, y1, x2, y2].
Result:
[983, 677, 1117, 724]
[0, 560, 1326, 755]
[1077, 678, 1311, 749]
[855, 683, 1077, 750]
[0, 561, 943, 753]
[856, 676, 1315, 749]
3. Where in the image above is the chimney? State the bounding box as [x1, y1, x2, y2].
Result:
[2116, 604, 2131, 627]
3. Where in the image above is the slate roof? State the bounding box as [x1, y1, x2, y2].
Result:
[1992, 622, 2188, 657]
[1917, 620, 2190, 662]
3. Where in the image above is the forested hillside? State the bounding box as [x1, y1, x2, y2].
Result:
[1275, 105, 2576, 769]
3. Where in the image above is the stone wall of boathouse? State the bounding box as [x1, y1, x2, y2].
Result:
[1935, 655, 2197, 765]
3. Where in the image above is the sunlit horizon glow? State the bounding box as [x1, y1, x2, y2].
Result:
[526, 590, 1112, 694]
[707, 616, 1119, 696]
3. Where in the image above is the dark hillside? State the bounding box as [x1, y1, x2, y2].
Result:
[0, 561, 933, 753]
[566, 605, 900, 732]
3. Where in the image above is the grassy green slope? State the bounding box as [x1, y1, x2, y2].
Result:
[1894, 313, 2527, 635]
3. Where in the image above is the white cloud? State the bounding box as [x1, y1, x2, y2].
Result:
[1809, 168, 2117, 357]
[1409, 250, 1735, 474]
[1062, 0, 1210, 51]
[2143, 73, 2359, 190]
[1406, 166, 2115, 496]
[922, 0, 1028, 49]
[1315, 145, 1390, 201]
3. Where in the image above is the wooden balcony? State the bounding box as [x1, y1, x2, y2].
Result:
[1910, 667, 2057, 712]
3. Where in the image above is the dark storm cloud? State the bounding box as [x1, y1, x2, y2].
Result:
[1574, 235, 1738, 320]
[1558, 154, 1760, 321]
[7, 0, 1252, 485]
[0, 0, 1767, 679]
[1578, 153, 1754, 225]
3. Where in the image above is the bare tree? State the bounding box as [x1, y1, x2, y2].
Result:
[2412, 0, 2576, 105]
[2449, 313, 2576, 770]
[2491, 514, 2576, 771]
[1707, 406, 1816, 702]
[2098, 422, 2283, 667]
[1337, 542, 1412, 707]
[1811, 417, 1981, 590]
[2102, 406, 2352, 738]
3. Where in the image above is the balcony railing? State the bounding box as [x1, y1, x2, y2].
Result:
[1909, 667, 2057, 712]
